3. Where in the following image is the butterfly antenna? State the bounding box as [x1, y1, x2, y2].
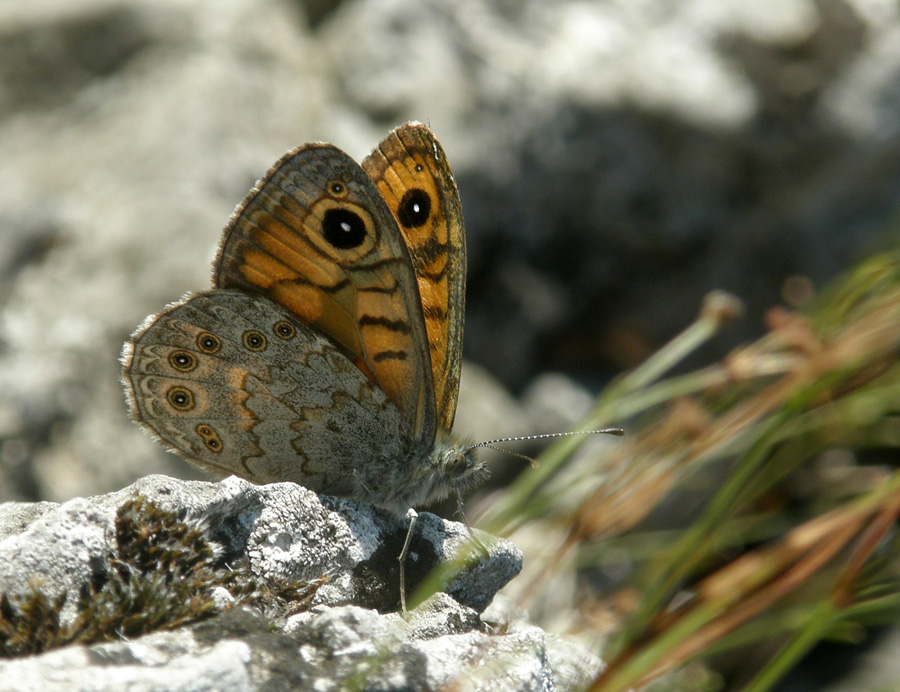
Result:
[466, 428, 624, 467]
[480, 445, 540, 468]
[468, 428, 624, 450]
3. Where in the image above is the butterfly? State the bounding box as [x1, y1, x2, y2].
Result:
[121, 123, 487, 512]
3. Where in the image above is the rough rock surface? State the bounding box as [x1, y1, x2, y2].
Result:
[0, 475, 521, 617]
[0, 475, 601, 690]
[0, 598, 603, 692]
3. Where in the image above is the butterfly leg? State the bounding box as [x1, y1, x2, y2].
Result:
[398, 508, 418, 615]
[455, 493, 489, 559]
[353, 469, 376, 497]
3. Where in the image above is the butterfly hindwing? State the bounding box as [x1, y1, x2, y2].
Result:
[122, 290, 419, 505]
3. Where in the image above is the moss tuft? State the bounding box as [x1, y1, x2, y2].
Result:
[0, 494, 321, 658]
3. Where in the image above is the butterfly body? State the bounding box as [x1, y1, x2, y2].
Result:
[123, 123, 485, 511]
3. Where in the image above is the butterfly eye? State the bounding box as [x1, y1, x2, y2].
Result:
[167, 386, 195, 411]
[397, 188, 431, 228]
[322, 208, 367, 249]
[273, 321, 296, 340]
[242, 330, 267, 351]
[446, 451, 468, 477]
[168, 350, 197, 372]
[196, 424, 223, 453]
[196, 332, 221, 354]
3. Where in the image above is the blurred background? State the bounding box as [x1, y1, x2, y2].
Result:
[1, 0, 900, 688]
[2, 0, 897, 503]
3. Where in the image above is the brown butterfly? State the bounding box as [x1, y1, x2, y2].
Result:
[122, 123, 486, 511]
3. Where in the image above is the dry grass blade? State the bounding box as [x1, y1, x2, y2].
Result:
[476, 249, 900, 691]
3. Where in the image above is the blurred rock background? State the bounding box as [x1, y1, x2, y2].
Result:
[0, 0, 898, 512]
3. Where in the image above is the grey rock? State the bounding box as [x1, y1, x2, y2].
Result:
[0, 609, 293, 692]
[0, 476, 604, 691]
[0, 475, 522, 616]
[0, 597, 603, 692]
[0, 497, 110, 624]
[287, 597, 598, 691]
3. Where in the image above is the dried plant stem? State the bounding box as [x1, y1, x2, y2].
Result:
[480, 293, 744, 537]
[591, 473, 900, 691]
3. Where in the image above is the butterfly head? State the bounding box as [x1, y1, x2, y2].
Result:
[423, 438, 489, 506]
[445, 446, 489, 489]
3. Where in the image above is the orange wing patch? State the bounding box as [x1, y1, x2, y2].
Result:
[214, 143, 436, 442]
[362, 123, 466, 432]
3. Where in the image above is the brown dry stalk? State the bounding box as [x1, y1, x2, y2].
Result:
[580, 293, 900, 546]
[591, 481, 900, 690]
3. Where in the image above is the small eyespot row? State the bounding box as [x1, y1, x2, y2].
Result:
[243, 330, 267, 351]
[167, 386, 194, 411]
[273, 320, 296, 339]
[197, 332, 221, 354]
[196, 424, 223, 453]
[169, 350, 197, 372]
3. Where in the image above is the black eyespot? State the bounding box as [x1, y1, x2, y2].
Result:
[243, 330, 267, 351]
[415, 163, 424, 172]
[397, 188, 431, 228]
[167, 386, 195, 411]
[197, 332, 221, 354]
[273, 320, 296, 340]
[196, 424, 222, 452]
[330, 181, 346, 196]
[323, 208, 367, 249]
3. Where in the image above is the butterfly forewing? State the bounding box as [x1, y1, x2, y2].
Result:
[362, 123, 466, 433]
[213, 144, 436, 444]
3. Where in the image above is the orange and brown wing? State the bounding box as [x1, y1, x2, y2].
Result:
[362, 123, 466, 432]
[214, 143, 436, 443]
